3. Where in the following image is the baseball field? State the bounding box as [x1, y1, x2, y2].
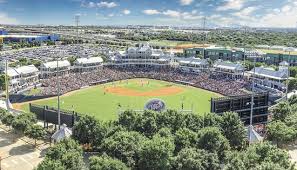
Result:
[15, 78, 221, 121]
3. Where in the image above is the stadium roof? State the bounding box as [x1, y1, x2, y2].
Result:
[213, 61, 244, 71]
[16, 65, 39, 75]
[3, 65, 39, 77]
[178, 57, 208, 66]
[249, 67, 288, 80]
[76, 57, 103, 64]
[42, 60, 70, 69]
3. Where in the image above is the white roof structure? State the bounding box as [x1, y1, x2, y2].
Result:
[51, 124, 72, 142]
[76, 57, 103, 65]
[16, 65, 38, 75]
[6, 68, 19, 77]
[249, 67, 288, 80]
[248, 125, 264, 144]
[213, 61, 244, 71]
[178, 57, 208, 66]
[42, 60, 70, 69]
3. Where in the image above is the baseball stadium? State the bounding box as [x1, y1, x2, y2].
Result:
[9, 44, 272, 125]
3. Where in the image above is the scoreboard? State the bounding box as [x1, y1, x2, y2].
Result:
[211, 92, 269, 125]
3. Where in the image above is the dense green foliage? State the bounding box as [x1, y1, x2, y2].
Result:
[117, 30, 297, 47]
[65, 110, 294, 169]
[24, 124, 46, 147]
[37, 139, 85, 170]
[89, 155, 129, 170]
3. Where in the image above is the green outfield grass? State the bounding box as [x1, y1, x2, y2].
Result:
[19, 79, 221, 121]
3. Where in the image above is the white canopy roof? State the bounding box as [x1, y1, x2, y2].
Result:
[249, 67, 288, 80]
[51, 124, 72, 142]
[42, 60, 70, 69]
[6, 68, 19, 77]
[76, 57, 103, 65]
[16, 65, 39, 75]
[213, 61, 244, 71]
[178, 57, 208, 66]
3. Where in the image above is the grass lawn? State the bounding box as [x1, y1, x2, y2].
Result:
[19, 79, 221, 121]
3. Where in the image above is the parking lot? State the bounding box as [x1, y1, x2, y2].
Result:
[0, 127, 49, 170]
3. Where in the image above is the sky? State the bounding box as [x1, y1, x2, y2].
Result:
[0, 0, 297, 27]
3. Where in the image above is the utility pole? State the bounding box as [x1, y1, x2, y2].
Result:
[286, 50, 291, 101]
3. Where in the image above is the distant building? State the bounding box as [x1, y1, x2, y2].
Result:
[110, 43, 171, 66]
[74, 57, 103, 72]
[184, 46, 245, 61]
[3, 65, 39, 92]
[213, 60, 245, 78]
[40, 60, 71, 78]
[177, 57, 208, 74]
[248, 61, 289, 92]
[0, 27, 8, 35]
[0, 34, 60, 43]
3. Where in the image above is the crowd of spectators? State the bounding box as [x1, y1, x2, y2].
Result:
[40, 66, 249, 96]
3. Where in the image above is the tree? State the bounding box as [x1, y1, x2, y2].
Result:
[46, 139, 83, 160]
[89, 155, 129, 170]
[220, 112, 246, 149]
[118, 110, 141, 131]
[36, 158, 65, 170]
[73, 115, 107, 150]
[24, 124, 46, 147]
[288, 78, 297, 92]
[157, 110, 186, 132]
[100, 130, 146, 167]
[173, 147, 220, 170]
[255, 162, 287, 170]
[0, 74, 6, 90]
[224, 151, 246, 170]
[203, 113, 222, 127]
[137, 110, 158, 137]
[60, 151, 84, 170]
[272, 102, 292, 121]
[267, 121, 296, 147]
[2, 113, 14, 129]
[196, 127, 230, 160]
[138, 135, 175, 170]
[12, 112, 37, 135]
[174, 128, 197, 152]
[289, 95, 297, 105]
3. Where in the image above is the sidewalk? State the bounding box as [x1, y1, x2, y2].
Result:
[0, 125, 50, 170]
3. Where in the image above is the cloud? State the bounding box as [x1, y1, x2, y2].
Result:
[180, 0, 194, 6]
[83, 1, 118, 8]
[163, 10, 181, 18]
[232, 6, 258, 19]
[0, 13, 19, 24]
[122, 9, 130, 15]
[217, 0, 245, 11]
[142, 9, 160, 15]
[97, 1, 118, 8]
[0, 0, 6, 3]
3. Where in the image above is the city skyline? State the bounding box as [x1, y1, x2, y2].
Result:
[0, 0, 297, 27]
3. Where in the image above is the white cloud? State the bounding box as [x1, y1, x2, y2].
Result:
[217, 0, 245, 11]
[0, 13, 19, 24]
[163, 10, 181, 18]
[97, 1, 118, 8]
[122, 9, 130, 15]
[180, 0, 194, 6]
[232, 6, 258, 19]
[142, 9, 160, 15]
[0, 0, 6, 3]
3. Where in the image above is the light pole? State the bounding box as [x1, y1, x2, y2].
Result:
[249, 54, 256, 145]
[54, 50, 62, 129]
[3, 54, 10, 111]
[285, 48, 293, 101]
